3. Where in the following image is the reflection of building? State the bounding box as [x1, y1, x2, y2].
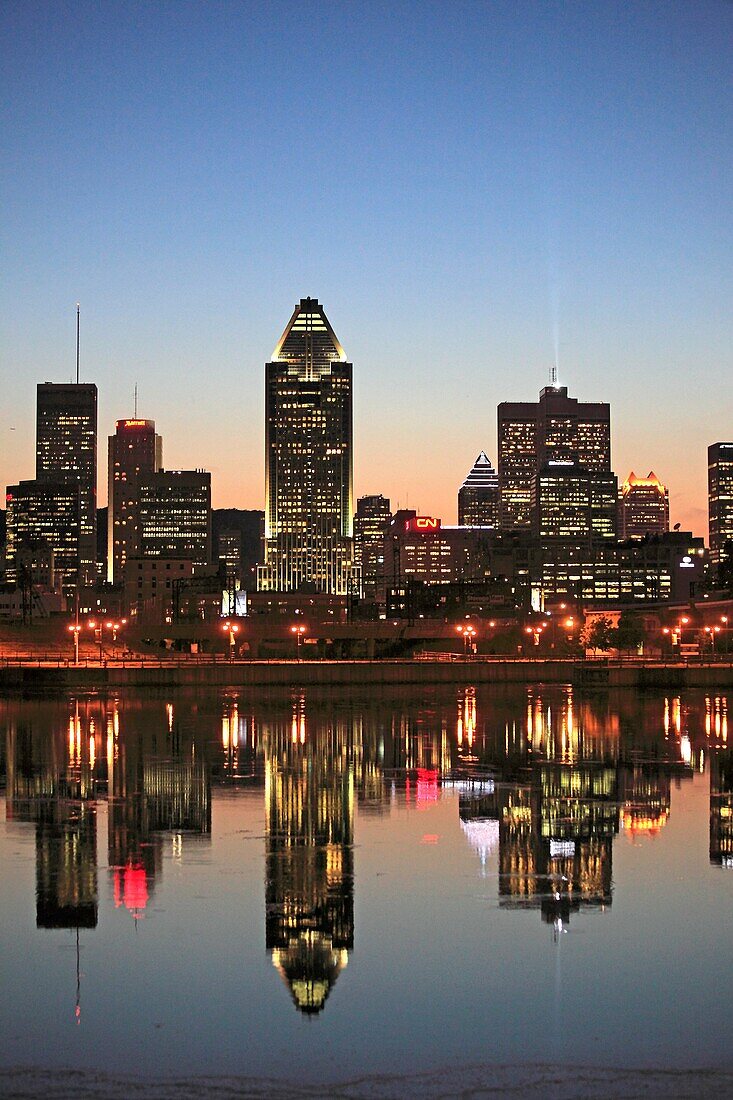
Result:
[619, 766, 671, 837]
[107, 418, 162, 584]
[5, 709, 99, 929]
[108, 707, 211, 921]
[618, 471, 669, 540]
[710, 750, 733, 868]
[264, 713, 354, 1014]
[258, 298, 356, 595]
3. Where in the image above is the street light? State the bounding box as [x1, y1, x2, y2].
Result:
[222, 620, 240, 660]
[67, 622, 81, 665]
[291, 623, 306, 659]
[456, 623, 477, 656]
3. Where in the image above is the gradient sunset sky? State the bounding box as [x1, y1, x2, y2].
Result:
[2, 1, 731, 534]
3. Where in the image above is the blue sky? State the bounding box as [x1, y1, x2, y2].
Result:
[2, 0, 732, 531]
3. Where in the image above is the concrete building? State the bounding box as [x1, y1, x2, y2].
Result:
[498, 385, 611, 531]
[354, 495, 391, 598]
[258, 298, 357, 595]
[107, 418, 162, 584]
[5, 478, 80, 594]
[136, 470, 211, 568]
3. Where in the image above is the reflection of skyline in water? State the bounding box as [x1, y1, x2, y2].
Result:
[1, 685, 731, 1018]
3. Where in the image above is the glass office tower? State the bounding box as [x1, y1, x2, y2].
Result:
[258, 298, 357, 594]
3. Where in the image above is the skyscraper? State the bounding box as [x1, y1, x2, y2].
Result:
[4, 478, 80, 593]
[458, 452, 499, 528]
[36, 383, 97, 584]
[498, 385, 611, 531]
[107, 418, 162, 584]
[354, 494, 391, 598]
[618, 471, 670, 539]
[137, 469, 211, 567]
[708, 443, 733, 567]
[258, 298, 356, 594]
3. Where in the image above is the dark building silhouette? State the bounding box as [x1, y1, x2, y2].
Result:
[458, 452, 499, 529]
[708, 443, 733, 569]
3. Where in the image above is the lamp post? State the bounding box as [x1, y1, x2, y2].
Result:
[222, 620, 239, 660]
[456, 623, 477, 656]
[291, 623, 306, 659]
[67, 622, 81, 665]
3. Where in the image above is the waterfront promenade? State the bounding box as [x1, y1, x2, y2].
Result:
[1, 653, 732, 690]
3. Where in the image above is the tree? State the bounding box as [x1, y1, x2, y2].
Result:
[612, 610, 645, 653]
[582, 615, 614, 653]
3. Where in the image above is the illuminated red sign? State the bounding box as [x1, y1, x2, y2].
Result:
[5, 493, 12, 503]
[119, 419, 151, 429]
[404, 516, 441, 532]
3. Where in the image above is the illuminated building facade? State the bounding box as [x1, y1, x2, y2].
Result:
[137, 470, 211, 567]
[216, 528, 242, 583]
[708, 443, 733, 567]
[531, 464, 618, 541]
[458, 452, 499, 528]
[258, 298, 356, 595]
[107, 418, 162, 584]
[36, 383, 97, 584]
[4, 478, 80, 593]
[618, 471, 670, 539]
[354, 494, 391, 598]
[498, 386, 611, 531]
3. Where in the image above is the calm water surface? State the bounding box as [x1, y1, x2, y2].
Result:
[1, 685, 732, 1092]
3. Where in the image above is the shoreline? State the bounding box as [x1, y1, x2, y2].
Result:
[1, 656, 732, 691]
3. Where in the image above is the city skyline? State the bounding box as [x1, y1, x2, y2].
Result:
[2, 3, 732, 536]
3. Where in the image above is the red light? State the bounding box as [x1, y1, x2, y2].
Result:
[404, 516, 441, 532]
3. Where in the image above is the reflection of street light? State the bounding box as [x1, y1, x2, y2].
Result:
[456, 623, 477, 656]
[291, 623, 306, 659]
[222, 620, 240, 660]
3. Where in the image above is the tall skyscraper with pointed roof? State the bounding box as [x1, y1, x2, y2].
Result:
[458, 452, 499, 528]
[258, 298, 357, 594]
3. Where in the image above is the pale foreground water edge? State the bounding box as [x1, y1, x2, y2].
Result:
[1, 684, 732, 1097]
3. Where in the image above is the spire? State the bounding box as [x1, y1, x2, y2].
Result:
[271, 297, 347, 374]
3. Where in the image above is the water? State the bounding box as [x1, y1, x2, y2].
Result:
[1, 685, 732, 1097]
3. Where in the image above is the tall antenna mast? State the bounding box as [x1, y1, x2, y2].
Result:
[76, 303, 80, 384]
[134, 383, 138, 417]
[549, 363, 557, 387]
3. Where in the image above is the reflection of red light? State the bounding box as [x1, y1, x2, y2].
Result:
[114, 863, 149, 915]
[416, 767, 439, 804]
[421, 834, 439, 844]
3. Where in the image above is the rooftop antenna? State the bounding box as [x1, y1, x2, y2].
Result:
[134, 383, 138, 417]
[76, 303, 80, 384]
[549, 363, 557, 387]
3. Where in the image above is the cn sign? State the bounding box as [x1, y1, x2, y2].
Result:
[405, 516, 442, 532]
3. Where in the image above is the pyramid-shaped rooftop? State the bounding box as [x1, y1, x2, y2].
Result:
[271, 297, 347, 370]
